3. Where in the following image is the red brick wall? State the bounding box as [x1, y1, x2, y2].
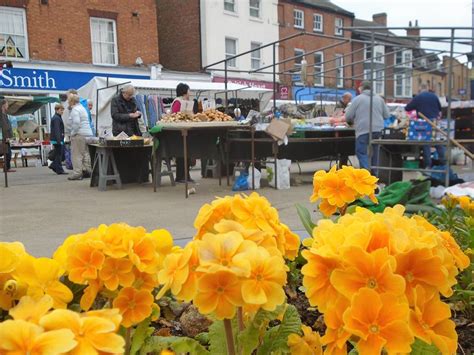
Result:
[2, 0, 159, 66]
[278, 0, 353, 93]
[156, 0, 201, 72]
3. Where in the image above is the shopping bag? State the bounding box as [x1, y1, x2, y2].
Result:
[247, 167, 261, 189]
[232, 172, 249, 191]
[269, 159, 291, 189]
[47, 147, 55, 161]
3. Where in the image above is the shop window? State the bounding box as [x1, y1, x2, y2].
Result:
[249, 0, 260, 18]
[313, 13, 323, 32]
[224, 0, 236, 13]
[313, 52, 324, 86]
[225, 37, 237, 67]
[90, 17, 118, 66]
[335, 17, 343, 36]
[250, 42, 261, 70]
[0, 6, 28, 61]
[294, 9, 304, 29]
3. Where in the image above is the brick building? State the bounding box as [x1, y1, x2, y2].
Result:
[277, 0, 355, 100]
[0, 0, 160, 94]
[351, 14, 417, 102]
[443, 56, 471, 100]
[156, 0, 279, 89]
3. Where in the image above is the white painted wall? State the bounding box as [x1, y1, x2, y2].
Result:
[200, 0, 279, 83]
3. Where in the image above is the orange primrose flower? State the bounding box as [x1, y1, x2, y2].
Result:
[67, 242, 105, 284]
[343, 288, 414, 355]
[330, 247, 406, 299]
[113, 287, 154, 328]
[409, 286, 458, 354]
[288, 325, 323, 355]
[98, 257, 135, 291]
[194, 270, 244, 319]
[321, 297, 350, 355]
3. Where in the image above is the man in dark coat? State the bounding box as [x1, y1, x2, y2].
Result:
[49, 103, 67, 174]
[110, 84, 142, 136]
[1, 99, 15, 172]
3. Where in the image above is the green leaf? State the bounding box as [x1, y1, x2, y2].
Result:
[410, 338, 440, 354]
[139, 336, 210, 355]
[130, 317, 153, 355]
[195, 332, 210, 346]
[257, 304, 302, 355]
[208, 318, 239, 355]
[296, 203, 316, 236]
[238, 304, 285, 355]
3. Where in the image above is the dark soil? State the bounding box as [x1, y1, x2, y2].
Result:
[286, 287, 325, 334]
[455, 317, 474, 355]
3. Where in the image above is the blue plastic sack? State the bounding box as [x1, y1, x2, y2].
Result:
[64, 146, 73, 170]
[232, 172, 249, 191]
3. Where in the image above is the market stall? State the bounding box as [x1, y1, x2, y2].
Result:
[1, 95, 59, 187]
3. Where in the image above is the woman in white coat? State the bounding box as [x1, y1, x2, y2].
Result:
[68, 94, 93, 180]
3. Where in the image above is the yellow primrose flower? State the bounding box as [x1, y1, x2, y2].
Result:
[40, 309, 125, 354]
[157, 247, 191, 298]
[9, 295, 53, 324]
[197, 231, 255, 277]
[0, 319, 77, 354]
[14, 255, 73, 309]
[241, 247, 287, 311]
[287, 325, 323, 355]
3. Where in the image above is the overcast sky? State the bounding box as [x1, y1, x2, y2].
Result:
[333, 0, 473, 64]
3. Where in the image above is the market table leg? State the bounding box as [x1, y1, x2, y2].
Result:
[182, 129, 188, 199]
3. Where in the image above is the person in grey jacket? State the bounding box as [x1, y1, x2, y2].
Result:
[345, 81, 390, 172]
[68, 94, 93, 180]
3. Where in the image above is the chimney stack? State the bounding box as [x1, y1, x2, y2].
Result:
[407, 20, 420, 40]
[372, 13, 387, 26]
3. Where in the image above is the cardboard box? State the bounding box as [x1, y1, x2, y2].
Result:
[265, 119, 291, 141]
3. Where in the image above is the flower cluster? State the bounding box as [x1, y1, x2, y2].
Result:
[442, 194, 474, 215]
[194, 192, 300, 260]
[158, 193, 294, 319]
[310, 165, 378, 216]
[302, 205, 470, 354]
[0, 242, 72, 311]
[0, 295, 124, 354]
[54, 223, 173, 327]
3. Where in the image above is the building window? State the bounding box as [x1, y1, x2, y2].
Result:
[250, 42, 261, 70]
[364, 69, 385, 95]
[396, 49, 412, 68]
[395, 73, 412, 97]
[335, 54, 343, 88]
[294, 9, 304, 29]
[365, 44, 385, 63]
[313, 13, 323, 32]
[293, 48, 304, 84]
[0, 6, 28, 61]
[90, 18, 118, 66]
[249, 0, 260, 18]
[313, 52, 324, 86]
[224, 0, 236, 12]
[225, 37, 237, 67]
[335, 17, 343, 36]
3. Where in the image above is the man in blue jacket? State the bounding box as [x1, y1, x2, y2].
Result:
[49, 104, 67, 175]
[405, 85, 444, 168]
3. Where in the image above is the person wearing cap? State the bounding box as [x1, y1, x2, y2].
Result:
[345, 81, 390, 172]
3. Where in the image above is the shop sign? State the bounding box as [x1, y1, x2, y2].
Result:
[212, 76, 274, 90]
[0, 67, 148, 92]
[279, 86, 289, 99]
[292, 74, 301, 83]
[458, 88, 466, 95]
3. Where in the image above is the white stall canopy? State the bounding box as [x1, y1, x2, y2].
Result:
[78, 76, 272, 134]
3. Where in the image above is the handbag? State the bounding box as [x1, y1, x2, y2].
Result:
[48, 147, 56, 161]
